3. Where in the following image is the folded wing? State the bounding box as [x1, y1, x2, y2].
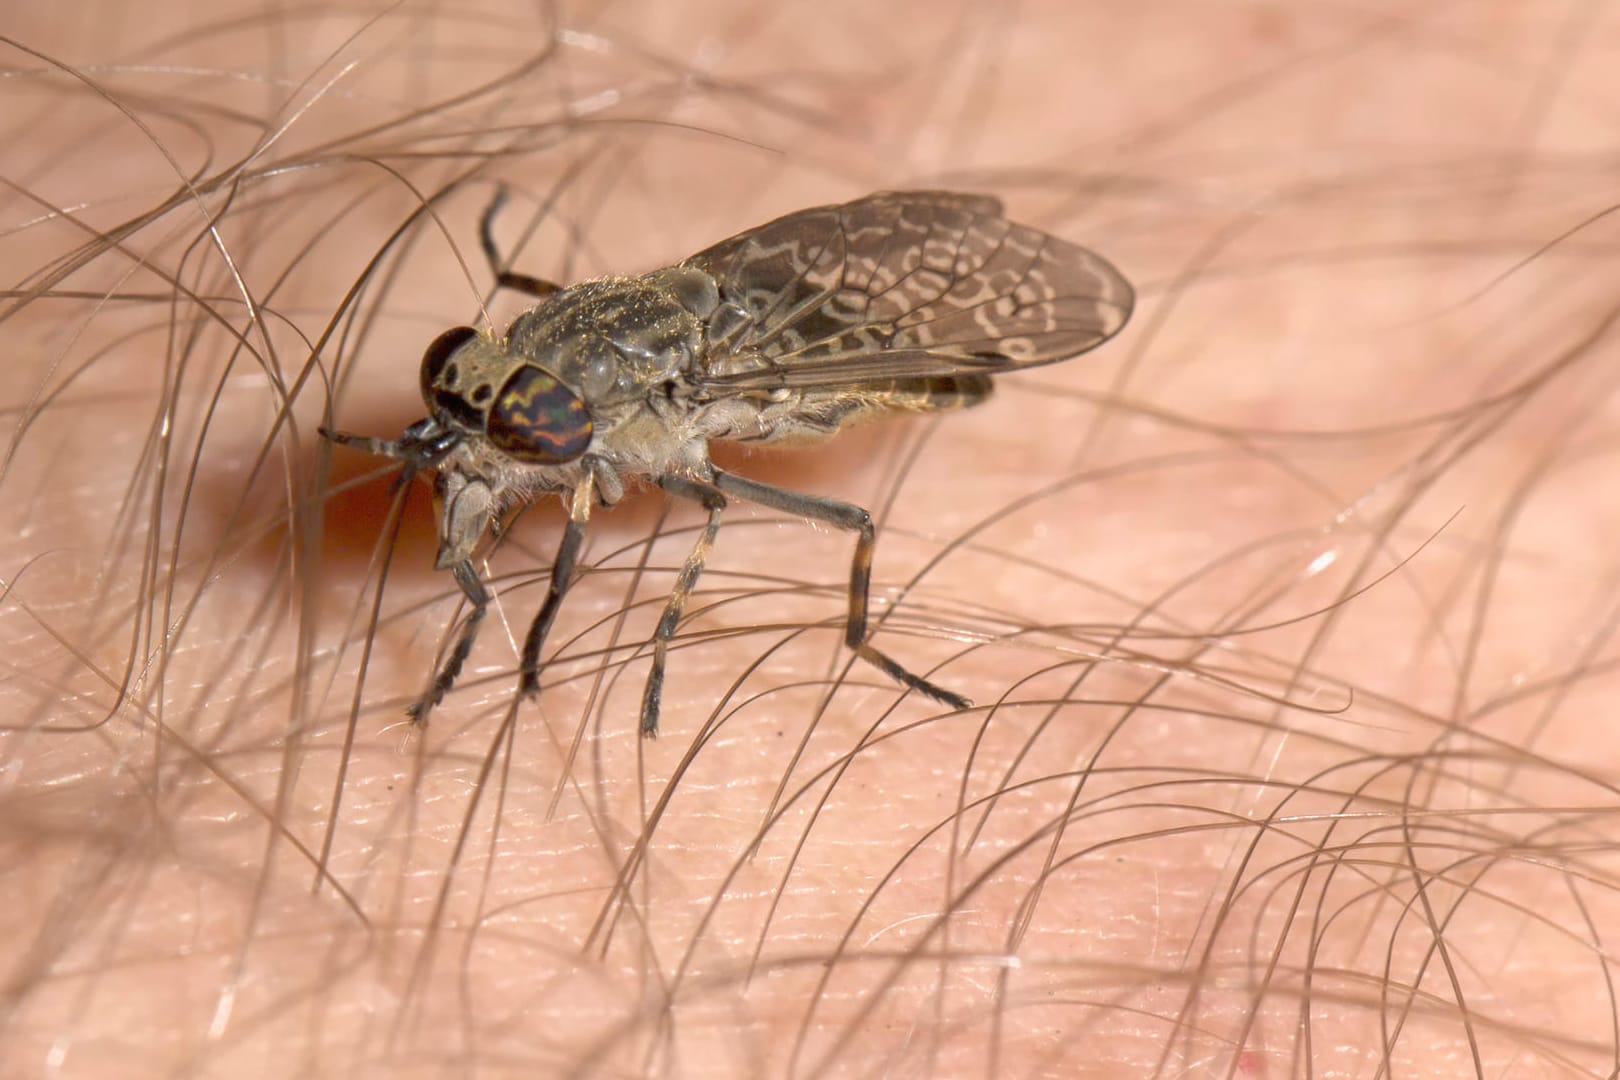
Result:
[682, 190, 1133, 392]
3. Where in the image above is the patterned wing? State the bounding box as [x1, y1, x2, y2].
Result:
[682, 191, 1133, 392]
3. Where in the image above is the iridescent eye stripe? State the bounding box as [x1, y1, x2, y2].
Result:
[487, 365, 592, 462]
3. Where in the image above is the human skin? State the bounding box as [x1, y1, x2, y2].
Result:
[4, 2, 1620, 1077]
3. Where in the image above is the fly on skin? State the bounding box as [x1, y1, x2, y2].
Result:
[322, 189, 1135, 736]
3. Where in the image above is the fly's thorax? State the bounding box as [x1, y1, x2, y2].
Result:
[504, 271, 717, 406]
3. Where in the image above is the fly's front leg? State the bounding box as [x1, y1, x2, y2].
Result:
[407, 559, 489, 724]
[320, 429, 404, 459]
[518, 473, 595, 699]
[641, 475, 727, 737]
[710, 468, 971, 712]
[320, 418, 461, 480]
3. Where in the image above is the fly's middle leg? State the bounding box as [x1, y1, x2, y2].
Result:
[518, 476, 595, 699]
[710, 468, 971, 713]
[641, 475, 727, 737]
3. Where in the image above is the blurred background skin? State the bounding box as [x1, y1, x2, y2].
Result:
[4, 2, 1620, 1077]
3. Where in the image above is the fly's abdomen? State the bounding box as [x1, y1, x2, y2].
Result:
[826, 374, 993, 419]
[882, 374, 994, 412]
[734, 374, 994, 446]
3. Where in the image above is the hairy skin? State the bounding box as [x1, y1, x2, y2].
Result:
[4, 2, 1620, 1078]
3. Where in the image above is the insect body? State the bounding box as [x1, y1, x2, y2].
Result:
[323, 190, 1134, 736]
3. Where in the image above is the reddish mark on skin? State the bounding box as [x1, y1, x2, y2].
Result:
[1249, 7, 1291, 46]
[1238, 1049, 1265, 1075]
[319, 450, 441, 575]
[318, 434, 661, 575]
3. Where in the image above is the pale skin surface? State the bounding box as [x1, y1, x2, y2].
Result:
[4, 2, 1620, 1078]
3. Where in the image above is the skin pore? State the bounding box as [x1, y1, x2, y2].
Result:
[4, 2, 1620, 1077]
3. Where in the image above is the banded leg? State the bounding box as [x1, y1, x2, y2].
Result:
[518, 476, 595, 698]
[480, 186, 563, 301]
[407, 559, 490, 723]
[710, 468, 971, 711]
[320, 418, 461, 476]
[640, 476, 727, 737]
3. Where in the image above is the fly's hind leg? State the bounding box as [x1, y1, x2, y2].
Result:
[709, 468, 971, 712]
[480, 186, 562, 301]
[407, 559, 489, 724]
[641, 475, 728, 737]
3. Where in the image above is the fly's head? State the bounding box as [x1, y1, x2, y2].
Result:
[414, 324, 596, 570]
[418, 324, 595, 466]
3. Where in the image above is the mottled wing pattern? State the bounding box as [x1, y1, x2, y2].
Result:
[682, 191, 1133, 392]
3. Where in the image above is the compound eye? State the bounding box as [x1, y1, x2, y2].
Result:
[486, 365, 593, 464]
[419, 325, 479, 405]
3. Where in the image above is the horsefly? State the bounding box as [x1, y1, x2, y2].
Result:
[323, 190, 1134, 736]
